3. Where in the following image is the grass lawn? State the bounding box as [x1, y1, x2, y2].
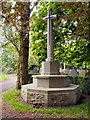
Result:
[0, 74, 8, 81]
[7, 71, 17, 75]
[0, 72, 17, 81]
[3, 87, 89, 118]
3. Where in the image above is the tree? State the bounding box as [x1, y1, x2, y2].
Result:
[30, 2, 72, 66]
[0, 50, 18, 72]
[57, 2, 90, 42]
[30, 1, 90, 69]
[63, 38, 90, 69]
[2, 2, 31, 89]
[1, 1, 40, 89]
[19, 2, 30, 85]
[56, 2, 90, 68]
[1, 24, 21, 89]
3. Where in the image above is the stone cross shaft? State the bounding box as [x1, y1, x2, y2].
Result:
[43, 9, 57, 61]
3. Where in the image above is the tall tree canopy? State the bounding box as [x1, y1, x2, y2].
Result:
[57, 2, 90, 42]
[1, 1, 89, 89]
[30, 1, 90, 69]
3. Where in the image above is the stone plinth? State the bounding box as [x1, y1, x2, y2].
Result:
[41, 61, 60, 75]
[21, 84, 81, 106]
[33, 75, 69, 88]
[21, 75, 81, 106]
[21, 8, 81, 106]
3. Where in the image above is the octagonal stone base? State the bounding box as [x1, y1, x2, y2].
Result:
[33, 75, 69, 88]
[21, 84, 81, 106]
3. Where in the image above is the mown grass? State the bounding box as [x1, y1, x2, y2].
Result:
[0, 72, 17, 81]
[0, 74, 8, 81]
[6, 71, 17, 75]
[3, 88, 89, 118]
[0, 72, 17, 75]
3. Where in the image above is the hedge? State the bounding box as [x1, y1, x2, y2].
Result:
[69, 76, 90, 95]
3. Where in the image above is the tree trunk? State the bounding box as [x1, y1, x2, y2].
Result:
[20, 37, 29, 85]
[16, 53, 21, 89]
[20, 2, 30, 86]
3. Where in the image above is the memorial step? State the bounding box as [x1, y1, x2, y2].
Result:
[33, 75, 69, 88]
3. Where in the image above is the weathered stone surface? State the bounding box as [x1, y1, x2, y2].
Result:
[33, 75, 69, 88]
[68, 68, 79, 76]
[41, 61, 60, 75]
[21, 9, 81, 106]
[21, 84, 81, 106]
[43, 9, 57, 62]
[32, 67, 39, 73]
[60, 68, 70, 75]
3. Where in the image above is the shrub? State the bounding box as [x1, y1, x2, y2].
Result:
[69, 76, 90, 95]
[5, 68, 13, 74]
[28, 73, 40, 83]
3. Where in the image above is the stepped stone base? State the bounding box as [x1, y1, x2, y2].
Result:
[33, 75, 69, 88]
[21, 84, 81, 106]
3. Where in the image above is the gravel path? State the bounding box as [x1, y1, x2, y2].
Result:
[1, 75, 17, 92]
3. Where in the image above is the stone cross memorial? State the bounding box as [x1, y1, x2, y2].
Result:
[21, 9, 81, 106]
[43, 9, 57, 61]
[41, 9, 59, 75]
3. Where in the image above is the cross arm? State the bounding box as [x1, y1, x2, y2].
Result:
[42, 14, 57, 22]
[42, 16, 48, 22]
[50, 14, 57, 20]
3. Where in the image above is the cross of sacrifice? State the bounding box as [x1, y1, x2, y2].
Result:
[43, 9, 57, 61]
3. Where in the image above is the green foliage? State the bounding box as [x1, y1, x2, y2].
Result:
[5, 68, 13, 74]
[0, 51, 18, 72]
[2, 2, 90, 74]
[28, 42, 39, 68]
[2, 2, 31, 86]
[30, 2, 70, 66]
[3, 87, 88, 118]
[64, 39, 90, 69]
[0, 24, 19, 72]
[58, 2, 89, 42]
[30, 1, 90, 69]
[69, 76, 90, 95]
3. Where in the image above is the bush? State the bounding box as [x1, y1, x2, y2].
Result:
[69, 76, 90, 95]
[28, 73, 40, 83]
[5, 68, 13, 74]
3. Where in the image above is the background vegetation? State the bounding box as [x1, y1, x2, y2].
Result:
[1, 2, 90, 71]
[69, 76, 90, 95]
[0, 1, 89, 89]
[30, 2, 90, 69]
